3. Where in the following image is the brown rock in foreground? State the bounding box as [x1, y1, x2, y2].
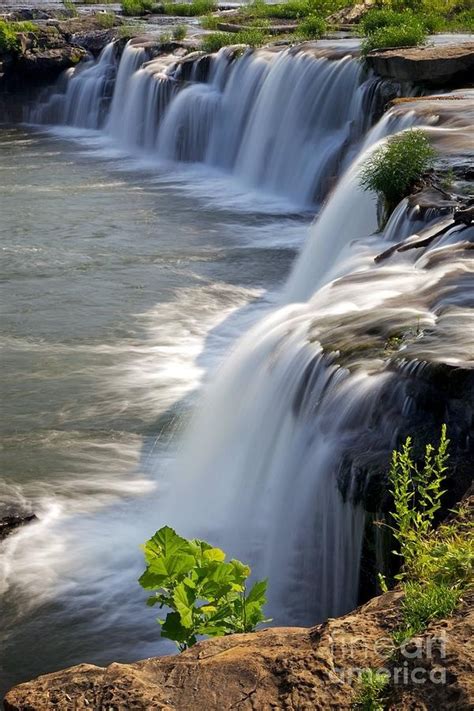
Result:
[5, 589, 473, 710]
[366, 42, 474, 86]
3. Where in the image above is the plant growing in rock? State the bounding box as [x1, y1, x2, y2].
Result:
[139, 526, 270, 650]
[352, 668, 390, 711]
[172, 24, 187, 40]
[361, 21, 426, 54]
[297, 14, 326, 38]
[359, 129, 436, 220]
[381, 426, 474, 646]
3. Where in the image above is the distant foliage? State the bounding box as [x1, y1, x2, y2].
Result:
[361, 20, 426, 53]
[201, 29, 266, 52]
[95, 12, 117, 28]
[172, 24, 187, 39]
[352, 668, 390, 711]
[297, 14, 326, 38]
[122, 0, 155, 16]
[163, 0, 216, 16]
[139, 526, 270, 651]
[359, 129, 435, 218]
[0, 19, 36, 54]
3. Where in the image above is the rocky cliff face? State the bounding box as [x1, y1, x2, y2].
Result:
[4, 586, 473, 710]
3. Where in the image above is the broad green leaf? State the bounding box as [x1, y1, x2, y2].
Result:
[173, 581, 195, 629]
[143, 526, 194, 565]
[246, 579, 267, 604]
[203, 547, 226, 562]
[161, 612, 190, 645]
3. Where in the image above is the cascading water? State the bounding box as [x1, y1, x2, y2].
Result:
[32, 41, 380, 206]
[7, 37, 473, 665]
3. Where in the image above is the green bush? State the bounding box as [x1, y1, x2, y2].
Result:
[122, 0, 155, 16]
[361, 8, 414, 34]
[202, 28, 266, 52]
[200, 13, 220, 29]
[382, 426, 474, 647]
[163, 0, 216, 15]
[139, 526, 270, 650]
[352, 668, 390, 711]
[359, 129, 435, 218]
[361, 21, 426, 54]
[95, 11, 117, 28]
[0, 19, 36, 54]
[297, 14, 326, 38]
[172, 23, 187, 39]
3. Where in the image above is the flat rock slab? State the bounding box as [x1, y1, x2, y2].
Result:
[366, 42, 474, 85]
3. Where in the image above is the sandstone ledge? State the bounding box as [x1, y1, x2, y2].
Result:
[366, 42, 474, 86]
[5, 589, 473, 711]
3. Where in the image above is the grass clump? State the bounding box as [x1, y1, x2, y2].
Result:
[0, 19, 36, 54]
[95, 11, 117, 28]
[140, 526, 270, 651]
[352, 668, 390, 711]
[172, 23, 187, 39]
[163, 0, 216, 15]
[122, 0, 155, 16]
[200, 13, 220, 29]
[382, 426, 473, 648]
[297, 14, 326, 38]
[359, 129, 435, 219]
[361, 20, 426, 54]
[202, 28, 266, 52]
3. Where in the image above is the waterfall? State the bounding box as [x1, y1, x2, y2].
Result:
[31, 42, 380, 206]
[27, 41, 473, 626]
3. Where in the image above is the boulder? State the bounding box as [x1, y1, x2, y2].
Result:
[4, 587, 473, 710]
[366, 42, 474, 86]
[327, 0, 375, 25]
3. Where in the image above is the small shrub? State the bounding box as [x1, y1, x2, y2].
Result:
[361, 8, 413, 34]
[122, 0, 154, 16]
[359, 129, 435, 218]
[172, 23, 187, 39]
[200, 13, 220, 29]
[95, 11, 117, 28]
[163, 0, 216, 16]
[297, 14, 326, 38]
[202, 28, 265, 52]
[352, 668, 390, 711]
[0, 19, 36, 54]
[361, 21, 426, 54]
[139, 526, 270, 650]
[382, 426, 474, 648]
[63, 0, 79, 16]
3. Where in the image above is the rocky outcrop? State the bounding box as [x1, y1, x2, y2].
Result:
[327, 0, 375, 26]
[366, 42, 474, 87]
[4, 588, 473, 710]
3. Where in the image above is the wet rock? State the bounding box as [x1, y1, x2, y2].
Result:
[366, 42, 474, 87]
[0, 511, 37, 541]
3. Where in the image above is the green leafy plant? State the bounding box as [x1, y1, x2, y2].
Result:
[297, 14, 326, 38]
[361, 20, 426, 54]
[200, 13, 220, 29]
[201, 28, 266, 52]
[122, 0, 155, 16]
[0, 19, 37, 54]
[172, 23, 187, 39]
[63, 0, 79, 16]
[359, 129, 436, 219]
[95, 11, 117, 28]
[352, 668, 390, 711]
[163, 0, 216, 15]
[139, 526, 270, 651]
[381, 426, 474, 647]
[388, 424, 449, 579]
